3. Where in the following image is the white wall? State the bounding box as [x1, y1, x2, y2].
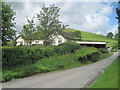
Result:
[16, 35, 68, 46]
[31, 40, 44, 45]
[16, 37, 25, 46]
[16, 36, 44, 46]
[51, 34, 67, 45]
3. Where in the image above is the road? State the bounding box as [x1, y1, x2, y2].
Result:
[2, 52, 118, 88]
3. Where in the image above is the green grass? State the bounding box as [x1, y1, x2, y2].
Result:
[63, 28, 117, 47]
[1, 47, 113, 83]
[89, 56, 119, 88]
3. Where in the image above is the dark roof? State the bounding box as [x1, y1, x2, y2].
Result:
[16, 35, 21, 40]
[16, 31, 77, 40]
[57, 31, 75, 40]
[16, 35, 42, 40]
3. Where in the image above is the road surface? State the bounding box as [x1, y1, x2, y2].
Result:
[2, 52, 118, 88]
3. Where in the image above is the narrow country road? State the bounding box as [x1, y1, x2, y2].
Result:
[2, 52, 119, 88]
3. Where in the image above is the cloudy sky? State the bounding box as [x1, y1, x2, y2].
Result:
[7, 1, 118, 36]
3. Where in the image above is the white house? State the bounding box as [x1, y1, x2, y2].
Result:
[16, 36, 44, 46]
[16, 31, 76, 46]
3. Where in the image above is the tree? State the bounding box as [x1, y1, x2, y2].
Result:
[116, 1, 120, 49]
[21, 17, 37, 45]
[68, 31, 82, 39]
[1, 2, 16, 46]
[37, 4, 66, 46]
[73, 31, 82, 38]
[114, 32, 118, 40]
[106, 32, 114, 38]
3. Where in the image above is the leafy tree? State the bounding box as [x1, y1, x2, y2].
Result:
[106, 32, 114, 38]
[114, 32, 118, 40]
[37, 4, 66, 46]
[1, 2, 16, 46]
[68, 31, 82, 39]
[21, 17, 37, 45]
[73, 31, 82, 38]
[116, 1, 120, 49]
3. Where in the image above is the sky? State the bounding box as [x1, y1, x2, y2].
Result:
[6, 1, 118, 36]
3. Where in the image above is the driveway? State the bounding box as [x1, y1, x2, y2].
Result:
[2, 52, 118, 88]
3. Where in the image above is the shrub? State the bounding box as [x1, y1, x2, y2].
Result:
[2, 42, 80, 67]
[76, 47, 100, 63]
[58, 42, 80, 53]
[110, 48, 117, 52]
[98, 48, 108, 53]
[41, 47, 55, 58]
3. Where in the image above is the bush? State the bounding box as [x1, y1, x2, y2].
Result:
[76, 47, 100, 63]
[98, 48, 108, 53]
[2, 42, 80, 67]
[110, 48, 117, 52]
[58, 42, 80, 53]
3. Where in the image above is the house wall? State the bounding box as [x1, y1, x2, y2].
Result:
[16, 34, 71, 46]
[16, 37, 44, 46]
[51, 34, 67, 45]
[31, 40, 44, 45]
[16, 37, 26, 46]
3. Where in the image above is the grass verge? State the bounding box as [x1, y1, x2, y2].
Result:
[89, 56, 119, 88]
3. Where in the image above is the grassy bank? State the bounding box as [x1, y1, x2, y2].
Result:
[2, 47, 113, 83]
[63, 28, 117, 47]
[89, 56, 119, 88]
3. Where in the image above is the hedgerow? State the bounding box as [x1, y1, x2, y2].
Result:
[2, 47, 104, 82]
[2, 42, 80, 67]
[76, 47, 100, 63]
[98, 48, 108, 53]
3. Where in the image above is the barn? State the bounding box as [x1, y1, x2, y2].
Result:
[76, 42, 107, 48]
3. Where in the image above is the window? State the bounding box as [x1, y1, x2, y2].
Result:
[51, 40, 54, 44]
[35, 41, 39, 44]
[58, 39, 62, 44]
[17, 41, 23, 44]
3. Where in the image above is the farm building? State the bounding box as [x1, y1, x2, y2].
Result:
[16, 31, 76, 46]
[76, 42, 107, 48]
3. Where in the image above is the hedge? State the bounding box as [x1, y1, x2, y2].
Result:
[76, 47, 100, 63]
[2, 47, 102, 82]
[98, 48, 108, 53]
[2, 42, 80, 67]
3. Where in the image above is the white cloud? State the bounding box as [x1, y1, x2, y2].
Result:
[109, 25, 118, 35]
[57, 2, 115, 35]
[8, 2, 117, 36]
[99, 6, 113, 15]
[13, 2, 43, 31]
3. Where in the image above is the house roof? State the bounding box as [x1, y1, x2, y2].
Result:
[16, 31, 76, 40]
[16, 35, 22, 40]
[16, 35, 42, 40]
[76, 42, 106, 45]
[57, 31, 75, 40]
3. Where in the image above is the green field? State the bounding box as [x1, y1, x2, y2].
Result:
[89, 56, 119, 88]
[63, 28, 117, 47]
